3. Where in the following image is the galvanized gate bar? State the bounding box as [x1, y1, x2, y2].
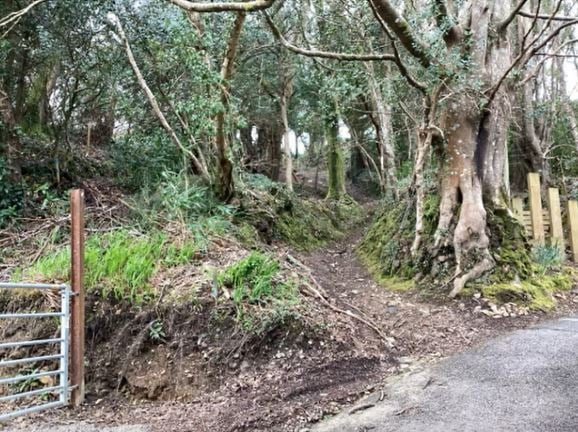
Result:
[0, 369, 62, 386]
[0, 282, 66, 290]
[0, 385, 64, 403]
[0, 282, 72, 423]
[0, 401, 65, 422]
[0, 312, 64, 319]
[0, 354, 63, 368]
[0, 338, 63, 349]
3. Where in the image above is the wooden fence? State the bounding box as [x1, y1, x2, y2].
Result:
[511, 172, 578, 263]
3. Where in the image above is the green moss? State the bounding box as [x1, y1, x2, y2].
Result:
[360, 197, 574, 309]
[358, 195, 438, 282]
[479, 268, 575, 310]
[235, 222, 260, 248]
[276, 198, 362, 250]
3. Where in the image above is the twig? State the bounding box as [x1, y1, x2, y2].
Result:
[301, 281, 394, 347]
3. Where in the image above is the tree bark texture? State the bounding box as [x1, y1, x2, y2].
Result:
[325, 116, 347, 200]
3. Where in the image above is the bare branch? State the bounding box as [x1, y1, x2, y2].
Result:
[498, 0, 531, 31]
[263, 12, 396, 62]
[367, 0, 431, 67]
[0, 0, 48, 27]
[366, 0, 427, 93]
[107, 13, 210, 181]
[166, 0, 274, 13]
[522, 38, 578, 84]
[518, 10, 577, 22]
[0, 0, 48, 36]
[487, 1, 576, 105]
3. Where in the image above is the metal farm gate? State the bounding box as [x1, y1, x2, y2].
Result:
[0, 190, 86, 422]
[0, 283, 71, 421]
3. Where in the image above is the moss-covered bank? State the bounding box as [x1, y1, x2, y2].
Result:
[359, 197, 575, 309]
[237, 174, 363, 250]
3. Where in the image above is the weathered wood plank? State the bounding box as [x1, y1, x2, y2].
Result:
[568, 200, 578, 263]
[512, 197, 524, 222]
[547, 188, 564, 250]
[527, 173, 544, 244]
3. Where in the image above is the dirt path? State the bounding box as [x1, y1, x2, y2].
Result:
[4, 216, 578, 432]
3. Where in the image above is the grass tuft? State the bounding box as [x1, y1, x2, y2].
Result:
[217, 251, 300, 333]
[22, 229, 197, 304]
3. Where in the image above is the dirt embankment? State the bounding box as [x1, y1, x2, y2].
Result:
[4, 216, 578, 432]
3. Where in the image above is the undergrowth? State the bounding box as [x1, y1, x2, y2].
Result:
[216, 251, 300, 334]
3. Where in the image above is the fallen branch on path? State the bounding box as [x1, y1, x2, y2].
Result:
[301, 281, 395, 348]
[284, 253, 394, 346]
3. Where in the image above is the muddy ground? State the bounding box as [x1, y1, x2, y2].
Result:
[4, 218, 578, 432]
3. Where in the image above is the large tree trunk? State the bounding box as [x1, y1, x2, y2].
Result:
[432, 1, 514, 297]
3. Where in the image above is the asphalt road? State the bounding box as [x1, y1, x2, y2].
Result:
[313, 316, 578, 432]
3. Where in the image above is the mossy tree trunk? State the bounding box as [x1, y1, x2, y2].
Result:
[325, 115, 347, 201]
[215, 12, 246, 201]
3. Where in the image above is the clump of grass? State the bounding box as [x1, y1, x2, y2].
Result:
[217, 251, 300, 333]
[22, 229, 197, 304]
[532, 244, 565, 275]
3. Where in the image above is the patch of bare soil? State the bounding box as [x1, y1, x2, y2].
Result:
[5, 210, 578, 432]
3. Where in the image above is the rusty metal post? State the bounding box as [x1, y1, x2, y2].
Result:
[70, 189, 85, 406]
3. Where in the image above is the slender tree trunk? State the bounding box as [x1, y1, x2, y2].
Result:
[366, 62, 396, 198]
[215, 11, 246, 201]
[108, 13, 210, 181]
[325, 115, 347, 200]
[279, 64, 293, 191]
[559, 58, 578, 152]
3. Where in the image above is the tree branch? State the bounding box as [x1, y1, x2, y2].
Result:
[518, 10, 577, 22]
[433, 0, 462, 45]
[498, 0, 531, 31]
[0, 0, 48, 27]
[487, 1, 575, 106]
[366, 0, 427, 93]
[166, 0, 274, 12]
[263, 12, 396, 61]
[521, 38, 578, 84]
[107, 13, 210, 181]
[367, 0, 431, 67]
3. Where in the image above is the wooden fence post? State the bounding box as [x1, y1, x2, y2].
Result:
[70, 189, 85, 407]
[568, 200, 578, 263]
[547, 188, 564, 250]
[527, 173, 544, 244]
[512, 197, 524, 222]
